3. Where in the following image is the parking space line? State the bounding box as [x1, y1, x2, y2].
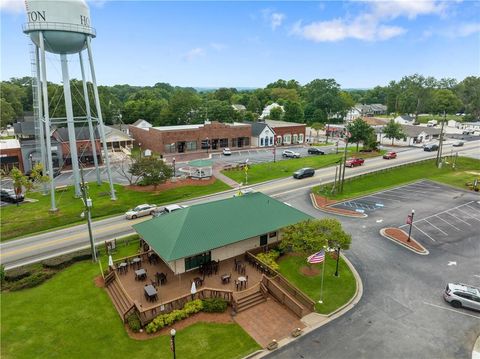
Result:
[423, 302, 480, 320]
[446, 211, 471, 226]
[412, 224, 436, 242]
[369, 195, 403, 202]
[436, 215, 462, 231]
[455, 208, 480, 222]
[400, 201, 476, 228]
[373, 192, 410, 200]
[465, 204, 480, 214]
[423, 219, 448, 235]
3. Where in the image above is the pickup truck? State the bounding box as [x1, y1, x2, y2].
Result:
[345, 157, 365, 167]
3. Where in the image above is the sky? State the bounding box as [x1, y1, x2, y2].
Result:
[1, 0, 479, 89]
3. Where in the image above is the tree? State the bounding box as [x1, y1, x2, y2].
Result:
[347, 118, 374, 151]
[0, 98, 15, 127]
[129, 155, 173, 189]
[310, 122, 324, 143]
[456, 76, 480, 119]
[432, 89, 462, 115]
[280, 218, 351, 268]
[382, 119, 406, 145]
[117, 154, 141, 185]
[283, 101, 304, 123]
[9, 167, 33, 207]
[269, 106, 284, 121]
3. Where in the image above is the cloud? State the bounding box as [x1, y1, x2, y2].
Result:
[291, 17, 406, 42]
[262, 9, 286, 30]
[291, 0, 454, 42]
[183, 48, 205, 61]
[87, 0, 108, 8]
[0, 0, 25, 14]
[210, 43, 227, 51]
[457, 22, 480, 37]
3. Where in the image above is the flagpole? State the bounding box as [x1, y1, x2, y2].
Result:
[318, 257, 326, 304]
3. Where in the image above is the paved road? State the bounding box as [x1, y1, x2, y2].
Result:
[1, 141, 479, 269]
[268, 181, 480, 359]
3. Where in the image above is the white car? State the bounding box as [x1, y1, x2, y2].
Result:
[452, 140, 464, 147]
[444, 283, 480, 311]
[223, 148, 232, 156]
[282, 150, 300, 158]
[152, 204, 186, 218]
[125, 204, 158, 219]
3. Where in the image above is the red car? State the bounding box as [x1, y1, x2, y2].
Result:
[383, 151, 397, 159]
[345, 157, 365, 167]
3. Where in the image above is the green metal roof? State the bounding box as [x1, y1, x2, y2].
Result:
[188, 160, 212, 167]
[132, 192, 312, 261]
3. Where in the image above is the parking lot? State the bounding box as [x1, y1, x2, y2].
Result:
[331, 180, 449, 214]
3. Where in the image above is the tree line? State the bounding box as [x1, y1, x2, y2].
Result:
[1, 74, 479, 128]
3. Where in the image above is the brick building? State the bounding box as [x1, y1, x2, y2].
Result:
[0, 139, 24, 173]
[129, 121, 251, 155]
[52, 127, 102, 167]
[264, 120, 306, 146]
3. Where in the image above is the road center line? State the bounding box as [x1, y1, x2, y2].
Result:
[423, 302, 480, 320]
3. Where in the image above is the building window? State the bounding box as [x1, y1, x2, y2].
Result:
[269, 231, 277, 238]
[283, 134, 291, 144]
[230, 138, 237, 147]
[186, 141, 197, 151]
[293, 134, 298, 144]
[185, 251, 211, 271]
[276, 136, 282, 145]
[164, 143, 176, 153]
[260, 138, 264, 146]
[298, 134, 304, 143]
[270, 137, 273, 145]
[219, 138, 228, 148]
[260, 234, 268, 246]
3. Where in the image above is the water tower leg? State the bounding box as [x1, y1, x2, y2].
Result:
[60, 54, 82, 198]
[38, 32, 57, 212]
[79, 51, 101, 186]
[34, 45, 48, 195]
[86, 37, 116, 200]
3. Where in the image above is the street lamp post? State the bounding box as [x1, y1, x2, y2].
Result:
[407, 209, 415, 242]
[273, 143, 276, 163]
[172, 157, 176, 178]
[170, 329, 176, 359]
[334, 247, 341, 277]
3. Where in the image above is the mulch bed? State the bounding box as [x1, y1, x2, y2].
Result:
[312, 194, 365, 217]
[127, 177, 217, 193]
[383, 227, 427, 253]
[126, 311, 233, 340]
[299, 266, 320, 277]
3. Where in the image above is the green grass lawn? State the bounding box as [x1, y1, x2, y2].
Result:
[222, 150, 384, 185]
[0, 256, 260, 359]
[0, 180, 230, 241]
[313, 157, 480, 200]
[277, 254, 356, 314]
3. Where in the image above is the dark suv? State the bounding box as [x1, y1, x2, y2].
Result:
[293, 168, 315, 179]
[308, 147, 325, 155]
[423, 144, 439, 152]
[0, 189, 24, 203]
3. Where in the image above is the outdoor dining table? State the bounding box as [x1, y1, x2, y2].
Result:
[144, 284, 158, 302]
[237, 276, 247, 289]
[131, 257, 141, 269]
[221, 274, 231, 284]
[135, 268, 147, 281]
[118, 262, 128, 274]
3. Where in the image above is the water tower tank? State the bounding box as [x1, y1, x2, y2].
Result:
[23, 0, 96, 54]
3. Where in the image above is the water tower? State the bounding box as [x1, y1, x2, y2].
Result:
[23, 0, 116, 211]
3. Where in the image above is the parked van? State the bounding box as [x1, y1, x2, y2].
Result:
[427, 120, 438, 127]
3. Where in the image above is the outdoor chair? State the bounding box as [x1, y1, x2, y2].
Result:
[234, 280, 240, 291]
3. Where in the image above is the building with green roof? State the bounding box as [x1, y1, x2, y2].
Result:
[133, 192, 312, 274]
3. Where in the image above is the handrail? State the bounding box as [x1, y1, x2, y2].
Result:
[23, 21, 96, 36]
[111, 250, 151, 266]
[232, 282, 261, 301]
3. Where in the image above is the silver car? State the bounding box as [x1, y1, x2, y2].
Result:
[282, 150, 300, 158]
[125, 204, 158, 219]
[443, 283, 480, 311]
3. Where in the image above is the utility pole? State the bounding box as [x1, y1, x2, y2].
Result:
[80, 165, 97, 262]
[339, 138, 349, 193]
[436, 111, 446, 168]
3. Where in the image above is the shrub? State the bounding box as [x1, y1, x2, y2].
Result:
[7, 271, 55, 291]
[145, 299, 204, 334]
[183, 299, 203, 314]
[4, 267, 31, 281]
[256, 250, 280, 271]
[0, 264, 5, 284]
[126, 313, 141, 333]
[42, 255, 74, 269]
[202, 298, 228, 313]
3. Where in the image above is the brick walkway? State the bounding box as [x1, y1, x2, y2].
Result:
[234, 297, 305, 347]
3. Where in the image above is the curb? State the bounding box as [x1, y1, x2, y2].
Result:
[379, 228, 429, 255]
[310, 193, 368, 218]
[244, 252, 364, 359]
[473, 335, 480, 359]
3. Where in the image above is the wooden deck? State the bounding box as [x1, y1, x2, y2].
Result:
[115, 254, 264, 308]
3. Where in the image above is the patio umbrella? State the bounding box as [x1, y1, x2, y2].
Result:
[108, 255, 113, 267]
[190, 281, 197, 300]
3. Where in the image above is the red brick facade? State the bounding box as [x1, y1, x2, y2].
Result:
[0, 147, 24, 172]
[270, 124, 306, 145]
[129, 122, 252, 155]
[58, 140, 102, 166]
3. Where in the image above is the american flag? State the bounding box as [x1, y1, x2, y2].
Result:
[307, 250, 325, 264]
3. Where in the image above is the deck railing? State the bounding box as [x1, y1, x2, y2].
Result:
[135, 287, 234, 326]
